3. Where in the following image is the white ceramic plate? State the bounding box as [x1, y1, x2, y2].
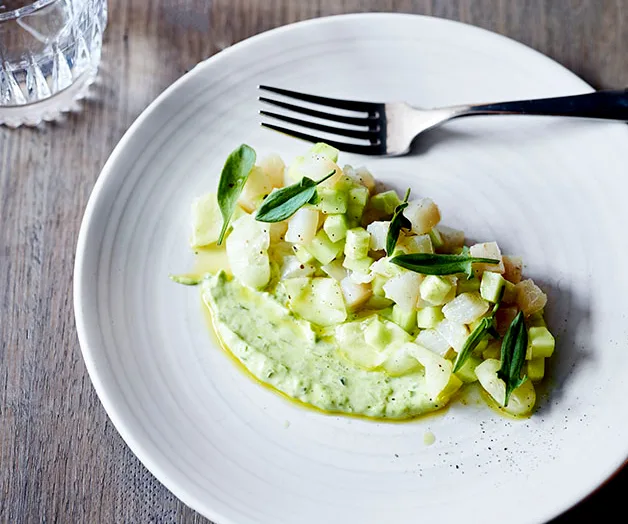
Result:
[74, 13, 628, 524]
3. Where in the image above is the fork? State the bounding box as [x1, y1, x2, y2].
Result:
[259, 86, 628, 156]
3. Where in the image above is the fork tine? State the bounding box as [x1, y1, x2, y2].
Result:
[259, 85, 381, 113]
[259, 97, 375, 126]
[260, 110, 379, 140]
[261, 123, 384, 156]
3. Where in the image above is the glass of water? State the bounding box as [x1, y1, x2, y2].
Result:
[0, 0, 107, 127]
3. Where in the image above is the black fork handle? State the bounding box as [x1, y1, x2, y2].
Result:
[463, 89, 628, 121]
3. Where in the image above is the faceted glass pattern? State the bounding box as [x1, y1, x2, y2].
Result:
[0, 0, 107, 126]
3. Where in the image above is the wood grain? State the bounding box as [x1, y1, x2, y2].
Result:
[0, 0, 625, 522]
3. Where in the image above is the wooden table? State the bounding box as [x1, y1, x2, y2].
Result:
[1, 0, 626, 522]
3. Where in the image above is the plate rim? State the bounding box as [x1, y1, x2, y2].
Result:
[73, 12, 615, 524]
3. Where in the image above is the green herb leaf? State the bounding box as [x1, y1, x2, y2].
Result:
[390, 253, 500, 278]
[217, 144, 257, 244]
[169, 274, 205, 286]
[497, 310, 528, 406]
[255, 170, 336, 223]
[386, 188, 412, 255]
[452, 295, 503, 373]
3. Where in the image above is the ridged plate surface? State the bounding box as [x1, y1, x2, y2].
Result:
[74, 14, 628, 524]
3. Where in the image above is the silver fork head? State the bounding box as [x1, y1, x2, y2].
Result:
[258, 85, 390, 156]
[258, 86, 469, 156]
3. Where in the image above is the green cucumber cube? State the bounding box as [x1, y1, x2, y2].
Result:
[416, 306, 444, 329]
[310, 142, 339, 162]
[428, 228, 444, 249]
[472, 337, 489, 356]
[528, 310, 546, 327]
[347, 186, 369, 225]
[482, 341, 501, 360]
[323, 214, 349, 242]
[526, 326, 555, 359]
[364, 295, 394, 310]
[315, 188, 348, 214]
[420, 275, 453, 305]
[378, 306, 394, 322]
[502, 280, 517, 304]
[344, 227, 370, 260]
[392, 304, 417, 333]
[402, 234, 433, 254]
[364, 319, 391, 350]
[455, 355, 481, 383]
[457, 277, 480, 294]
[526, 357, 545, 382]
[372, 274, 388, 297]
[342, 256, 374, 274]
[306, 230, 344, 265]
[480, 271, 506, 303]
[292, 244, 315, 264]
[369, 190, 401, 216]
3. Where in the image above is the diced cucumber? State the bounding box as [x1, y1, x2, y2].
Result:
[310, 142, 339, 162]
[442, 292, 489, 324]
[258, 154, 285, 188]
[392, 304, 417, 333]
[364, 295, 394, 310]
[370, 256, 405, 279]
[364, 318, 392, 350]
[288, 152, 341, 183]
[401, 234, 433, 254]
[383, 272, 422, 312]
[336, 318, 387, 370]
[428, 228, 444, 249]
[344, 227, 371, 260]
[340, 277, 372, 311]
[226, 214, 270, 289]
[416, 306, 444, 329]
[475, 359, 536, 416]
[285, 207, 319, 244]
[526, 357, 545, 382]
[323, 214, 349, 242]
[378, 306, 394, 322]
[472, 337, 489, 356]
[306, 230, 344, 265]
[420, 275, 453, 305]
[369, 190, 401, 217]
[436, 318, 469, 352]
[190, 192, 224, 247]
[281, 256, 316, 279]
[347, 186, 369, 225]
[366, 221, 389, 251]
[457, 277, 480, 294]
[480, 271, 506, 303]
[503, 255, 523, 284]
[284, 277, 347, 326]
[455, 355, 481, 383]
[382, 345, 422, 376]
[351, 166, 376, 193]
[238, 166, 274, 212]
[372, 274, 387, 297]
[321, 259, 347, 281]
[482, 340, 501, 360]
[342, 256, 374, 274]
[405, 198, 441, 235]
[470, 242, 505, 274]
[292, 243, 315, 264]
[502, 280, 517, 304]
[528, 310, 546, 327]
[437, 226, 465, 253]
[415, 328, 451, 357]
[315, 188, 348, 214]
[526, 326, 555, 359]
